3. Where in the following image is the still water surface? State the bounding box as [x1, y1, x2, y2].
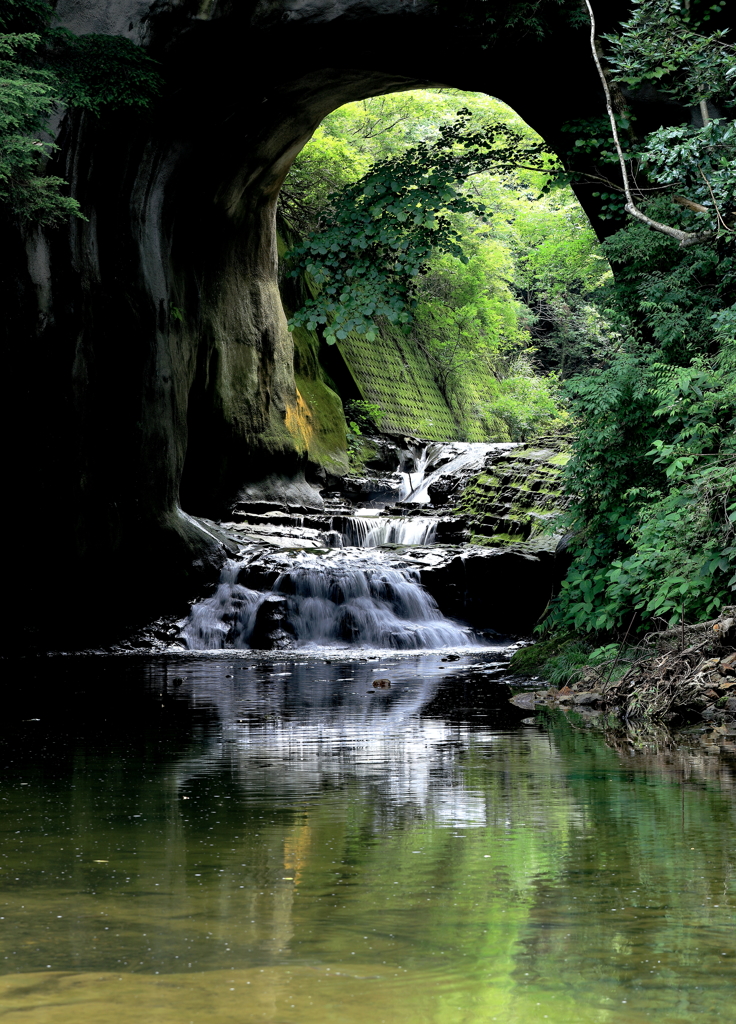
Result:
[1, 653, 735, 1023]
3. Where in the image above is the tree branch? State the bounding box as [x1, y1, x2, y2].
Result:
[583, 0, 716, 248]
[673, 194, 709, 214]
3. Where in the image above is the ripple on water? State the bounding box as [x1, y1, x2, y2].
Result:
[0, 654, 735, 1024]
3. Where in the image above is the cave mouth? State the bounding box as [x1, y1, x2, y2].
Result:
[172, 1, 606, 521]
[266, 88, 604, 457]
[9, 3, 610, 646]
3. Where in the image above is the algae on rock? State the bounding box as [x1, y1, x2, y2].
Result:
[454, 445, 570, 547]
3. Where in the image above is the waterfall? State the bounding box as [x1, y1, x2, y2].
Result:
[181, 562, 263, 650]
[398, 442, 442, 501]
[184, 558, 478, 651]
[403, 442, 506, 504]
[362, 517, 437, 546]
[182, 439, 517, 652]
[325, 515, 438, 548]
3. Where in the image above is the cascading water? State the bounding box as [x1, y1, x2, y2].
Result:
[181, 562, 264, 650]
[325, 515, 438, 548]
[398, 442, 442, 501]
[183, 440, 516, 652]
[363, 517, 437, 546]
[275, 564, 470, 647]
[184, 557, 478, 651]
[402, 442, 512, 504]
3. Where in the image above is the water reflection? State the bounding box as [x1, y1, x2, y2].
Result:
[0, 654, 735, 1023]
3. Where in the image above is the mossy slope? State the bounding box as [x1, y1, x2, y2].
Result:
[455, 445, 570, 546]
[337, 322, 511, 441]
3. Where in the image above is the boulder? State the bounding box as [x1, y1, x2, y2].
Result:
[249, 595, 296, 651]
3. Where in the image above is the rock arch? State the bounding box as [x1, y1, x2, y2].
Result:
[4, 0, 629, 642]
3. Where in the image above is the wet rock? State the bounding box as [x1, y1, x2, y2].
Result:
[372, 678, 391, 688]
[249, 595, 295, 651]
[509, 691, 547, 710]
[340, 473, 405, 506]
[236, 474, 324, 512]
[427, 474, 460, 506]
[418, 545, 567, 635]
[573, 692, 601, 706]
[453, 445, 570, 545]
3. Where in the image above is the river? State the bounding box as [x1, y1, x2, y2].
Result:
[1, 653, 735, 1023]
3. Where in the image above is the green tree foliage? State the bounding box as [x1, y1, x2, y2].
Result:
[281, 89, 609, 441]
[436, 0, 589, 45]
[577, 0, 736, 241]
[510, 192, 618, 376]
[0, 32, 78, 224]
[278, 127, 369, 235]
[286, 108, 558, 345]
[603, 0, 735, 108]
[549, 214, 736, 633]
[0, 0, 161, 225]
[540, 0, 736, 636]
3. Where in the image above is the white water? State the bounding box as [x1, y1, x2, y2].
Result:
[184, 558, 477, 651]
[363, 517, 437, 546]
[402, 442, 513, 504]
[398, 442, 441, 501]
[183, 440, 512, 651]
[326, 516, 438, 548]
[181, 563, 264, 650]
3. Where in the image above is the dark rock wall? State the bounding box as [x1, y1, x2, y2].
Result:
[3, 0, 629, 644]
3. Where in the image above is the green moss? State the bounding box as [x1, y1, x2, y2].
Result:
[289, 322, 349, 475]
[454, 444, 569, 546]
[510, 636, 592, 684]
[469, 531, 520, 545]
[548, 452, 571, 466]
[346, 435, 379, 474]
[336, 321, 514, 441]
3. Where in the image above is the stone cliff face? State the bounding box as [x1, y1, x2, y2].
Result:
[3, 0, 628, 644]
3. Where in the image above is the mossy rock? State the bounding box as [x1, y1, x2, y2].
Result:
[510, 635, 591, 684]
[455, 444, 569, 546]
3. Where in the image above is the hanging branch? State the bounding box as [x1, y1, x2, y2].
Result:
[583, 0, 716, 248]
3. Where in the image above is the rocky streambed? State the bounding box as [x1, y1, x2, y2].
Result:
[120, 436, 571, 653]
[510, 607, 736, 730]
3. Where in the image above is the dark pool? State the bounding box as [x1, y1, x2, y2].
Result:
[1, 652, 735, 1023]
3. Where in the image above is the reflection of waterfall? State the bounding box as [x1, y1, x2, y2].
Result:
[184, 558, 477, 651]
[164, 654, 514, 820]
